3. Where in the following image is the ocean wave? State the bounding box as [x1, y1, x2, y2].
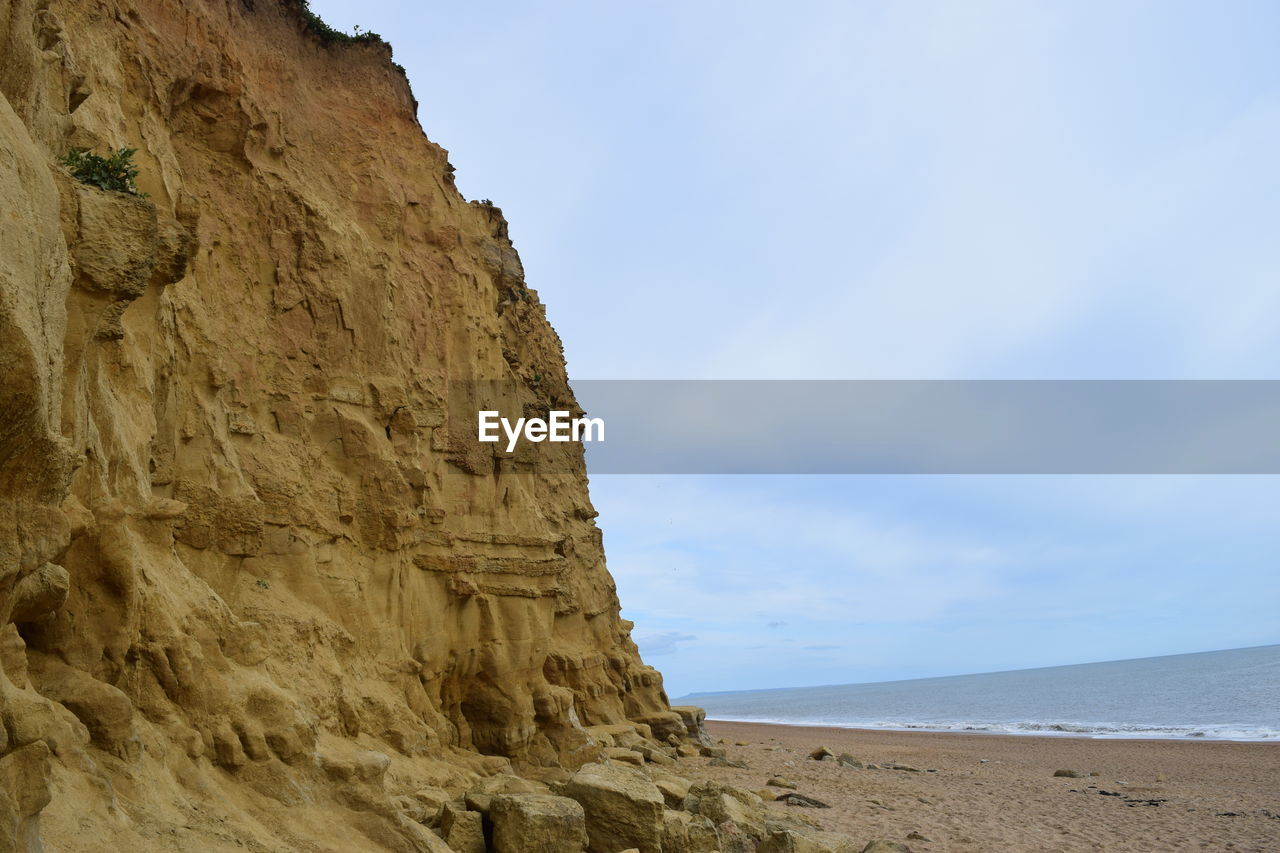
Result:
[702, 716, 1280, 742]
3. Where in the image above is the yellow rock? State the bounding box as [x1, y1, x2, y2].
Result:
[0, 2, 702, 851]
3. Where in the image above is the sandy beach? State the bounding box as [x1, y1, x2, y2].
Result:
[663, 720, 1279, 852]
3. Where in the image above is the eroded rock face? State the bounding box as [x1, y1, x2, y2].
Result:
[0, 0, 680, 849]
[673, 704, 714, 746]
[8, 563, 69, 622]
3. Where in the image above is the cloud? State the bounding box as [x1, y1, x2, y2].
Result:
[634, 631, 698, 656]
[597, 473, 1280, 695]
[597, 475, 1012, 628]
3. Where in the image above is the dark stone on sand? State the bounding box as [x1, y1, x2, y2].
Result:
[709, 757, 749, 769]
[775, 792, 830, 808]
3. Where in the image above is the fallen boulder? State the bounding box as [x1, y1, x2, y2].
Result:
[490, 793, 588, 853]
[563, 762, 665, 853]
[759, 828, 861, 853]
[606, 746, 647, 767]
[653, 774, 692, 809]
[682, 781, 767, 840]
[439, 802, 485, 853]
[661, 809, 721, 853]
[637, 743, 676, 766]
[717, 821, 758, 853]
[635, 711, 688, 743]
[670, 705, 713, 745]
[410, 787, 452, 826]
[465, 774, 548, 813]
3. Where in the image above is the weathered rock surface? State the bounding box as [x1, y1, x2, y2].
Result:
[8, 563, 70, 622]
[563, 761, 666, 853]
[490, 793, 589, 853]
[672, 705, 713, 746]
[439, 801, 486, 853]
[662, 808, 722, 853]
[683, 780, 768, 841]
[465, 773, 550, 814]
[0, 0, 711, 850]
[653, 772, 693, 808]
[759, 829, 859, 853]
[607, 746, 648, 766]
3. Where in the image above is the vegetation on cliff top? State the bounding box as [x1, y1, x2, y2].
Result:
[280, 0, 386, 47]
[61, 147, 146, 196]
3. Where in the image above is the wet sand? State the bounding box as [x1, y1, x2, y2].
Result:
[666, 720, 1279, 852]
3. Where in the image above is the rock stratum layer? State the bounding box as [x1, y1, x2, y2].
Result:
[0, 1, 691, 849]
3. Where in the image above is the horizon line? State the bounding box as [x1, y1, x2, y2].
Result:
[675, 641, 1280, 699]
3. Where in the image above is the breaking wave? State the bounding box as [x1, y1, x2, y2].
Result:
[703, 716, 1279, 742]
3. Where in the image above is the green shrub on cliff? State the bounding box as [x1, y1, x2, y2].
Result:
[282, 0, 386, 46]
[61, 147, 145, 196]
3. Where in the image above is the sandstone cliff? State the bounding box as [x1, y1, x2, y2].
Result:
[0, 1, 689, 849]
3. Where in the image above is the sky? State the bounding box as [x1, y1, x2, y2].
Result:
[310, 0, 1280, 697]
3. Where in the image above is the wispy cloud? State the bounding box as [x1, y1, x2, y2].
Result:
[597, 474, 1280, 695]
[634, 631, 698, 657]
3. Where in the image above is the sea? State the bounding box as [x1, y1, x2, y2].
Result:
[678, 644, 1280, 742]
